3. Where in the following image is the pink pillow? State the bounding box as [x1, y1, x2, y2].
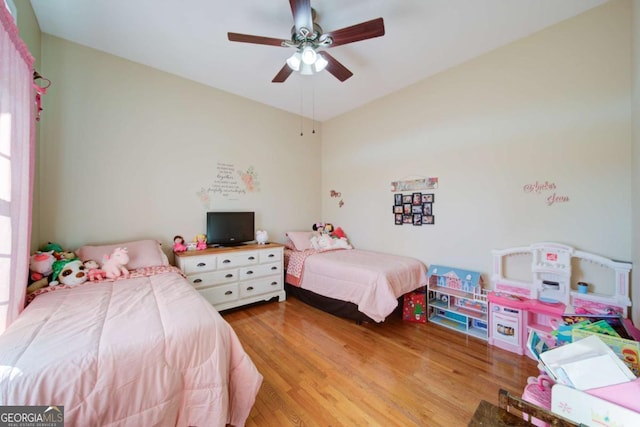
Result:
[76, 239, 169, 270]
[285, 231, 316, 251]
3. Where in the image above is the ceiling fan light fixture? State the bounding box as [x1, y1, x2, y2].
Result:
[300, 45, 317, 65]
[313, 54, 328, 72]
[286, 52, 302, 71]
[299, 62, 314, 75]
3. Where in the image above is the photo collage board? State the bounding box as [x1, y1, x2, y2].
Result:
[393, 192, 435, 226]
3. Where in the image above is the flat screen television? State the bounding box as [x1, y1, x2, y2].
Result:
[206, 211, 255, 247]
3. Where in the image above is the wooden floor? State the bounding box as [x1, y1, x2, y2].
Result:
[222, 297, 539, 427]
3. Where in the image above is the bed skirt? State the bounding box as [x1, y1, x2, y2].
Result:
[285, 283, 402, 323]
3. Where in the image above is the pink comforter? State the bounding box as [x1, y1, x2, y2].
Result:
[286, 249, 427, 322]
[0, 267, 262, 426]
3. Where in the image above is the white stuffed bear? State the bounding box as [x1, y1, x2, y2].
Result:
[256, 230, 269, 245]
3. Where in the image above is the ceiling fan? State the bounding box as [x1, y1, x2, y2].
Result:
[228, 0, 385, 83]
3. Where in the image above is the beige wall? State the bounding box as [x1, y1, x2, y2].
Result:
[38, 36, 321, 259]
[632, 0, 639, 325]
[323, 0, 636, 315]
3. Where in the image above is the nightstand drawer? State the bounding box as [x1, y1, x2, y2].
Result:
[240, 276, 283, 298]
[187, 269, 238, 288]
[217, 252, 259, 269]
[198, 283, 238, 305]
[239, 262, 281, 280]
[180, 255, 217, 274]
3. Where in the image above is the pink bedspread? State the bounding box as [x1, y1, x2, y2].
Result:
[286, 249, 427, 322]
[0, 267, 262, 426]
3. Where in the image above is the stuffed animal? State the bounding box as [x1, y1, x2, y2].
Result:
[29, 251, 55, 282]
[84, 260, 106, 282]
[50, 259, 88, 287]
[101, 247, 130, 279]
[331, 227, 347, 240]
[256, 230, 269, 245]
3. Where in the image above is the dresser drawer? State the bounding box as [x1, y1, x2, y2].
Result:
[259, 248, 282, 263]
[217, 251, 259, 269]
[239, 276, 283, 298]
[180, 254, 217, 274]
[238, 262, 281, 280]
[187, 269, 238, 289]
[198, 283, 239, 305]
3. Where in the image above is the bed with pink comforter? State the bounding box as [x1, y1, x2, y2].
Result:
[0, 266, 262, 427]
[285, 248, 427, 322]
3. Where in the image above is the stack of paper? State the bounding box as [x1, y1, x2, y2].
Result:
[538, 335, 636, 390]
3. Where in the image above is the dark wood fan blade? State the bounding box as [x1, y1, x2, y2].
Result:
[323, 17, 385, 48]
[318, 52, 353, 82]
[228, 32, 287, 47]
[272, 64, 294, 83]
[289, 0, 313, 35]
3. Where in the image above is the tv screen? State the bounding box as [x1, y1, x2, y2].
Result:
[206, 211, 255, 247]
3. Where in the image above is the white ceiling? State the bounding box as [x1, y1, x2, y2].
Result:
[30, 0, 608, 122]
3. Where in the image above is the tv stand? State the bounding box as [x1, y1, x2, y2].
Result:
[174, 243, 286, 311]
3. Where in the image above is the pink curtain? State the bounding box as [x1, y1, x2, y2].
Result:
[0, 5, 35, 333]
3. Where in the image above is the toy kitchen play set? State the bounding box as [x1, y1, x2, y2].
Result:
[487, 242, 632, 357]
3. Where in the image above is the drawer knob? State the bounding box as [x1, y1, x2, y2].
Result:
[268, 254, 274, 258]
[248, 256, 255, 260]
[224, 290, 233, 295]
[225, 273, 233, 278]
[193, 278, 202, 284]
[271, 266, 277, 270]
[246, 270, 254, 275]
[223, 259, 231, 264]
[271, 281, 278, 286]
[247, 286, 254, 291]
[197, 262, 206, 267]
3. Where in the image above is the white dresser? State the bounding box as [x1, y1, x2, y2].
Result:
[174, 243, 286, 311]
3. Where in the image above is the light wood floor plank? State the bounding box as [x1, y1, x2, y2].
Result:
[223, 297, 539, 426]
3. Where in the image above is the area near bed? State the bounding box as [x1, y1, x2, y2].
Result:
[285, 241, 427, 322]
[1, 258, 262, 426]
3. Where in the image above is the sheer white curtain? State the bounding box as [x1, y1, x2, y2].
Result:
[0, 4, 35, 333]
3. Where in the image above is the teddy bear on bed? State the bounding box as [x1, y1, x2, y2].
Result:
[26, 250, 56, 293]
[49, 258, 88, 287]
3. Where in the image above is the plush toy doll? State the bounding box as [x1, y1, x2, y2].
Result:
[331, 227, 347, 240]
[101, 247, 130, 279]
[194, 234, 207, 251]
[173, 235, 187, 252]
[29, 251, 55, 282]
[50, 259, 88, 287]
[84, 260, 107, 282]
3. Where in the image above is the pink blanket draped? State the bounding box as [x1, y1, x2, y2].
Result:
[0, 268, 262, 426]
[286, 249, 427, 322]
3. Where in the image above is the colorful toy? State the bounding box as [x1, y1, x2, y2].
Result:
[50, 258, 88, 287]
[101, 247, 130, 279]
[173, 235, 187, 252]
[40, 242, 63, 253]
[84, 260, 106, 282]
[29, 251, 55, 282]
[194, 234, 207, 250]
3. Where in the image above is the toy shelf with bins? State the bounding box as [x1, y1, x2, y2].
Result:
[427, 265, 488, 340]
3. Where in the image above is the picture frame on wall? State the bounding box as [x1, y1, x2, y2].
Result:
[422, 203, 432, 215]
[402, 194, 412, 204]
[403, 215, 412, 224]
[395, 214, 403, 225]
[422, 193, 434, 203]
[412, 193, 422, 205]
[422, 215, 434, 224]
[395, 194, 403, 206]
[413, 214, 422, 226]
[411, 205, 422, 214]
[403, 204, 412, 214]
[393, 205, 403, 214]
